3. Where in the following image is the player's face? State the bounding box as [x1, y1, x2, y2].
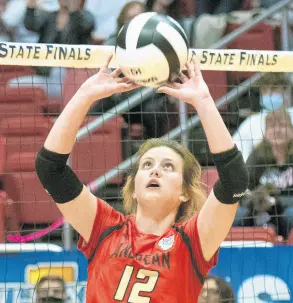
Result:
[134, 146, 185, 214]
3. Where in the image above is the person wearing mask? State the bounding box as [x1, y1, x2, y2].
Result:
[233, 73, 293, 162]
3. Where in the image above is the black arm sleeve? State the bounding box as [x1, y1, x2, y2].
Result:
[35, 146, 83, 204]
[212, 145, 249, 204]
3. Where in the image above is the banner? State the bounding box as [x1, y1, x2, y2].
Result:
[0, 246, 292, 303]
[0, 42, 293, 72]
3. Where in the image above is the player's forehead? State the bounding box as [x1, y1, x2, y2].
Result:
[141, 146, 183, 163]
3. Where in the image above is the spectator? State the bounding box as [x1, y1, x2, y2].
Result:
[85, 0, 144, 42]
[35, 275, 67, 303]
[92, 1, 171, 141]
[233, 73, 293, 162]
[247, 108, 293, 193]
[105, 1, 145, 46]
[145, 0, 181, 20]
[8, 0, 95, 98]
[195, 0, 244, 17]
[199, 275, 236, 303]
[234, 108, 293, 239]
[0, 0, 38, 42]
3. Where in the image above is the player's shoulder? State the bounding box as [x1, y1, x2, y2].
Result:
[173, 212, 199, 231]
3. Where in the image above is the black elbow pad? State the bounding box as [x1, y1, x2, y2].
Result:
[35, 147, 83, 203]
[212, 145, 249, 204]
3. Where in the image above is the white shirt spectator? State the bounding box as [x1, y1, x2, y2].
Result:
[85, 0, 145, 40]
[233, 107, 293, 162]
[1, 0, 38, 43]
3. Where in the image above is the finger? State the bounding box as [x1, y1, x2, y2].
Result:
[117, 82, 140, 92]
[186, 62, 195, 79]
[101, 54, 113, 71]
[110, 68, 121, 78]
[179, 72, 188, 83]
[157, 86, 181, 99]
[192, 57, 203, 78]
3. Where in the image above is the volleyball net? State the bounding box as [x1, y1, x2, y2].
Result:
[0, 42, 292, 302]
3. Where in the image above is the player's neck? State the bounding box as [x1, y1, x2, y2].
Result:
[135, 209, 176, 236]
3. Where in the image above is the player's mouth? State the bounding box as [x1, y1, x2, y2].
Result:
[146, 179, 161, 188]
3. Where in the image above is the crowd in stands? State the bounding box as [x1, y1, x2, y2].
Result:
[0, 0, 292, 301]
[32, 273, 236, 302]
[0, 1, 291, 234]
[0, 0, 291, 238]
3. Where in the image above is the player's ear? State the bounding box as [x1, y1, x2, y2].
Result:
[179, 195, 189, 203]
[132, 192, 137, 200]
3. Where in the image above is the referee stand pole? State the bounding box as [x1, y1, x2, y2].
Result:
[179, 100, 189, 147]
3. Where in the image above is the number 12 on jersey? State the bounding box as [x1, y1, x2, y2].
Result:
[114, 265, 160, 302]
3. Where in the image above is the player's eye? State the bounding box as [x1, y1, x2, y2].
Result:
[142, 161, 152, 169]
[164, 162, 174, 171]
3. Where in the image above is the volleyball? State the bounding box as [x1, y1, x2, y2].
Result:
[115, 12, 189, 88]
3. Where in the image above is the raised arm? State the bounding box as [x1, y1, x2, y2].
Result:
[25, 0, 47, 33]
[157, 59, 249, 261]
[35, 56, 138, 242]
[68, 0, 95, 40]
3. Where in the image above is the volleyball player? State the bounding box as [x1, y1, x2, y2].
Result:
[35, 56, 249, 302]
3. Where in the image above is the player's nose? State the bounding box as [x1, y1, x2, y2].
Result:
[149, 165, 162, 178]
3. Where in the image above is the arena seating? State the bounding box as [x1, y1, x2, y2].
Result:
[226, 22, 276, 83]
[225, 226, 278, 245]
[0, 116, 60, 230]
[0, 87, 47, 121]
[0, 191, 5, 243]
[71, 116, 125, 185]
[0, 66, 35, 84]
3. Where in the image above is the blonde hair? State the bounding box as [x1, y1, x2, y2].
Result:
[122, 138, 206, 222]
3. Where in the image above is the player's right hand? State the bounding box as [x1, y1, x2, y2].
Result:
[78, 54, 140, 104]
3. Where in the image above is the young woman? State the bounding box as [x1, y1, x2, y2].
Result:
[35, 56, 248, 302]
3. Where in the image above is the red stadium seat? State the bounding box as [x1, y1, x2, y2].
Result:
[225, 227, 277, 244]
[0, 116, 53, 170]
[71, 116, 125, 184]
[0, 136, 6, 176]
[1, 116, 60, 227]
[201, 168, 219, 195]
[0, 87, 47, 121]
[0, 66, 35, 84]
[202, 71, 227, 102]
[4, 154, 61, 225]
[45, 68, 98, 115]
[0, 191, 5, 242]
[226, 22, 275, 83]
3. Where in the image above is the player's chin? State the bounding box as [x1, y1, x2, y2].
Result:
[142, 190, 164, 201]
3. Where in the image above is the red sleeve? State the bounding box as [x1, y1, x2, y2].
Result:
[78, 198, 125, 259]
[183, 213, 219, 276]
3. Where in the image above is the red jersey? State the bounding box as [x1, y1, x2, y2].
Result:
[78, 198, 219, 303]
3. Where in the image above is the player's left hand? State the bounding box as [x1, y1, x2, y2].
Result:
[78, 54, 140, 103]
[157, 59, 212, 109]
